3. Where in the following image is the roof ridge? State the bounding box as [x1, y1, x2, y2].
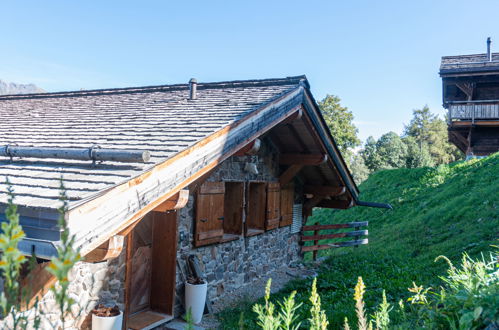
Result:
[442, 52, 499, 59]
[0, 75, 307, 100]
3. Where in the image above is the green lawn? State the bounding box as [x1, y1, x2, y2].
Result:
[218, 153, 498, 329]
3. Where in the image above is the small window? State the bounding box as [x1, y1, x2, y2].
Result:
[194, 182, 225, 247]
[246, 182, 266, 236]
[290, 204, 303, 234]
[223, 182, 244, 240]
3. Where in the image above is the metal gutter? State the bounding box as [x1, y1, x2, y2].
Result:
[356, 200, 392, 209]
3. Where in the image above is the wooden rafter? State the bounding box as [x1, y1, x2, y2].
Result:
[278, 108, 303, 125]
[279, 153, 327, 166]
[154, 190, 189, 212]
[303, 195, 325, 210]
[317, 199, 354, 209]
[84, 235, 125, 263]
[234, 138, 261, 156]
[279, 164, 303, 186]
[455, 82, 475, 101]
[303, 185, 346, 196]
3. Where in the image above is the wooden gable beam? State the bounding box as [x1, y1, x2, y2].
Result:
[303, 185, 346, 197]
[84, 235, 125, 263]
[317, 199, 354, 209]
[154, 190, 189, 212]
[234, 138, 261, 156]
[278, 108, 303, 126]
[304, 195, 325, 210]
[279, 164, 303, 186]
[279, 153, 327, 166]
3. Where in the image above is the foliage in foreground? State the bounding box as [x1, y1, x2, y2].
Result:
[251, 250, 498, 329]
[0, 179, 80, 329]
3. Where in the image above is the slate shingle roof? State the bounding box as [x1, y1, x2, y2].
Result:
[440, 53, 499, 74]
[0, 76, 305, 210]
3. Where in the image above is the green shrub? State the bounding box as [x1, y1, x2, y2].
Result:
[0, 178, 81, 329]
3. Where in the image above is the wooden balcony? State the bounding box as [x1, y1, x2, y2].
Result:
[448, 101, 499, 125]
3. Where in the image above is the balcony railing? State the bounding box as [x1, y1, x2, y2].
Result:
[448, 100, 499, 123]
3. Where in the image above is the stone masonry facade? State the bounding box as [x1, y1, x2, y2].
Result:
[174, 139, 303, 314]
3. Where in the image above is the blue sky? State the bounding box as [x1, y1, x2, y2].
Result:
[1, 1, 498, 141]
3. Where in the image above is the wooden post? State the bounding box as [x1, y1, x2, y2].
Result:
[313, 221, 319, 261]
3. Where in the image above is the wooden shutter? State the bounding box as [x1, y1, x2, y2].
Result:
[195, 182, 225, 247]
[265, 182, 280, 230]
[280, 183, 294, 227]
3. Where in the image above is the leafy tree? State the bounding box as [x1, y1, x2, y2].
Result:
[404, 106, 436, 148]
[376, 132, 408, 170]
[318, 95, 360, 155]
[404, 106, 462, 164]
[348, 153, 370, 184]
[402, 136, 434, 168]
[361, 136, 382, 172]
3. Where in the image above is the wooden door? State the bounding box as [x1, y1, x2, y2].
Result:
[129, 214, 154, 314]
[126, 211, 178, 329]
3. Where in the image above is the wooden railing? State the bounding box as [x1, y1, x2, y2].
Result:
[448, 101, 499, 122]
[301, 221, 368, 260]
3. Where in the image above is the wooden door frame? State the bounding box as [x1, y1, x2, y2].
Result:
[123, 210, 179, 329]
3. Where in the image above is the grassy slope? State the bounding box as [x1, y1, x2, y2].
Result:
[219, 154, 498, 329]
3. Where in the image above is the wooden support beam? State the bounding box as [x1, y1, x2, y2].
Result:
[303, 185, 346, 196]
[317, 199, 354, 209]
[154, 190, 189, 212]
[279, 108, 303, 125]
[84, 235, 125, 263]
[234, 138, 261, 156]
[303, 195, 325, 210]
[279, 164, 303, 186]
[455, 82, 475, 101]
[279, 153, 327, 166]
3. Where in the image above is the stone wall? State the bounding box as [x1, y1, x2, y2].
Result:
[174, 140, 302, 314]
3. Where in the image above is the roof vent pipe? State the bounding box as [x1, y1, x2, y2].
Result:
[189, 78, 197, 100]
[487, 37, 492, 62]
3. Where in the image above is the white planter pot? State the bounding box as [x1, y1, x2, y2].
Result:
[185, 281, 208, 324]
[91, 311, 123, 330]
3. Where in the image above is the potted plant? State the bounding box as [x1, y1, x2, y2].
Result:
[91, 304, 123, 330]
[184, 276, 207, 324]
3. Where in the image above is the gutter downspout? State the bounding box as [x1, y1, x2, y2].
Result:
[356, 200, 392, 209]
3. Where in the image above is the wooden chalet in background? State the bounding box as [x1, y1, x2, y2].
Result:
[0, 76, 385, 329]
[440, 38, 499, 156]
